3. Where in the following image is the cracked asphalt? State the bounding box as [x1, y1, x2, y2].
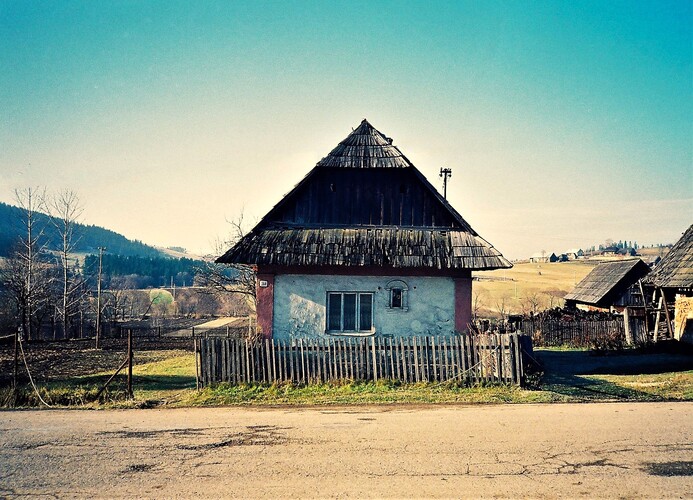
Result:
[0, 403, 691, 498]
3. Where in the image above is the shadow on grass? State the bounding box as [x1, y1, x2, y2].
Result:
[538, 350, 693, 401]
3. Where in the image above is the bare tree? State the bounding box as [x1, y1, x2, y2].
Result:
[543, 288, 567, 309]
[48, 190, 84, 338]
[472, 289, 487, 321]
[520, 289, 544, 317]
[195, 212, 256, 303]
[2, 188, 53, 340]
[494, 293, 512, 323]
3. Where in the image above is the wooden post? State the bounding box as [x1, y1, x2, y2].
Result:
[623, 308, 632, 345]
[194, 337, 200, 390]
[639, 280, 650, 336]
[371, 336, 378, 382]
[13, 326, 19, 393]
[654, 295, 663, 342]
[127, 329, 133, 399]
[660, 289, 675, 339]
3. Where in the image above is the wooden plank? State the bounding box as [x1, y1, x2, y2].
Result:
[243, 339, 252, 383]
[413, 337, 420, 383]
[289, 340, 295, 383]
[299, 339, 306, 384]
[371, 337, 378, 382]
[432, 337, 438, 382]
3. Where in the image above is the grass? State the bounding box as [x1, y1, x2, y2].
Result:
[180, 380, 556, 406]
[3, 347, 691, 408]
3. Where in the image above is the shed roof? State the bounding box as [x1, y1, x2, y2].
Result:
[564, 259, 650, 307]
[647, 224, 693, 290]
[218, 119, 511, 271]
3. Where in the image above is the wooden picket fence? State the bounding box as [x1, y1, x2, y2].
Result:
[195, 334, 525, 387]
[522, 319, 625, 347]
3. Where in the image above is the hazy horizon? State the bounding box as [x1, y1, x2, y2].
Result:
[1, 1, 691, 261]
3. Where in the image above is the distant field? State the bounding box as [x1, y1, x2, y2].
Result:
[473, 261, 599, 316]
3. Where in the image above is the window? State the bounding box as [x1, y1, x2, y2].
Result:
[326, 292, 373, 334]
[386, 280, 409, 310]
[391, 288, 403, 308]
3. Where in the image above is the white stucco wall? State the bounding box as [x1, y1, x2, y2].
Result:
[272, 274, 455, 340]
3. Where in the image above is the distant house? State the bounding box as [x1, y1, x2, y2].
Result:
[218, 119, 511, 340]
[646, 224, 693, 342]
[600, 246, 619, 256]
[565, 248, 584, 260]
[529, 252, 557, 263]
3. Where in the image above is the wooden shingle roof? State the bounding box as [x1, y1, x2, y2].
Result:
[218, 119, 511, 271]
[647, 224, 693, 290]
[315, 119, 413, 169]
[220, 227, 509, 271]
[564, 259, 650, 307]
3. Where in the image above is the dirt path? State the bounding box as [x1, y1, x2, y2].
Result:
[1, 403, 691, 498]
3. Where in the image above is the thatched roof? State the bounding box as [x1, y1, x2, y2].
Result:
[218, 119, 511, 271]
[315, 119, 413, 169]
[564, 259, 650, 307]
[647, 224, 693, 290]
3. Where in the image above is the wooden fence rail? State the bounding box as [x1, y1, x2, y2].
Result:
[196, 334, 525, 387]
[522, 319, 625, 347]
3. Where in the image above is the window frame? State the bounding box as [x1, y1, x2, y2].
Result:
[385, 280, 409, 311]
[326, 291, 375, 336]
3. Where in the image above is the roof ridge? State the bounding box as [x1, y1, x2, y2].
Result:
[315, 119, 412, 169]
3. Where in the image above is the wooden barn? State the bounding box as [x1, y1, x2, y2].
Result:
[564, 259, 651, 343]
[565, 259, 651, 311]
[646, 224, 693, 341]
[218, 119, 511, 340]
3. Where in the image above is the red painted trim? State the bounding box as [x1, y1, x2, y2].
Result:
[454, 277, 472, 333]
[256, 265, 471, 279]
[255, 273, 274, 339]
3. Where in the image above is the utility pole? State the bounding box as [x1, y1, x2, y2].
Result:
[95, 246, 105, 349]
[439, 167, 452, 199]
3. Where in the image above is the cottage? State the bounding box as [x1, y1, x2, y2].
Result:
[218, 119, 511, 340]
[646, 224, 693, 341]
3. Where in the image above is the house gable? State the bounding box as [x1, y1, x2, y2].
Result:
[218, 119, 510, 271]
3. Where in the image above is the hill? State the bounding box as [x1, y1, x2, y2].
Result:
[0, 201, 164, 258]
[473, 261, 599, 317]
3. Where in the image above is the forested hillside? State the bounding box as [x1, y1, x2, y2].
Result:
[0, 201, 163, 258]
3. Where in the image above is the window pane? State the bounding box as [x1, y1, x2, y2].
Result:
[359, 293, 373, 331]
[327, 293, 342, 331]
[391, 288, 402, 308]
[343, 294, 357, 330]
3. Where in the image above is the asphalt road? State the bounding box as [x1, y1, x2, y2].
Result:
[1, 403, 692, 498]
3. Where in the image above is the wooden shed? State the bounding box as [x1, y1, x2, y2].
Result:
[564, 259, 651, 310]
[646, 224, 693, 341]
[218, 119, 511, 340]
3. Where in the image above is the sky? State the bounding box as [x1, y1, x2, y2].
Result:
[1, 0, 691, 260]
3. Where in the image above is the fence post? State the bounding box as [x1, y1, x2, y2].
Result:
[194, 337, 200, 390]
[371, 336, 378, 382]
[127, 329, 134, 399]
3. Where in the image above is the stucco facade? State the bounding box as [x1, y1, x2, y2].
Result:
[270, 274, 464, 341]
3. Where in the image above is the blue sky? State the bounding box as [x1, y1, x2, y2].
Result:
[1, 0, 691, 259]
